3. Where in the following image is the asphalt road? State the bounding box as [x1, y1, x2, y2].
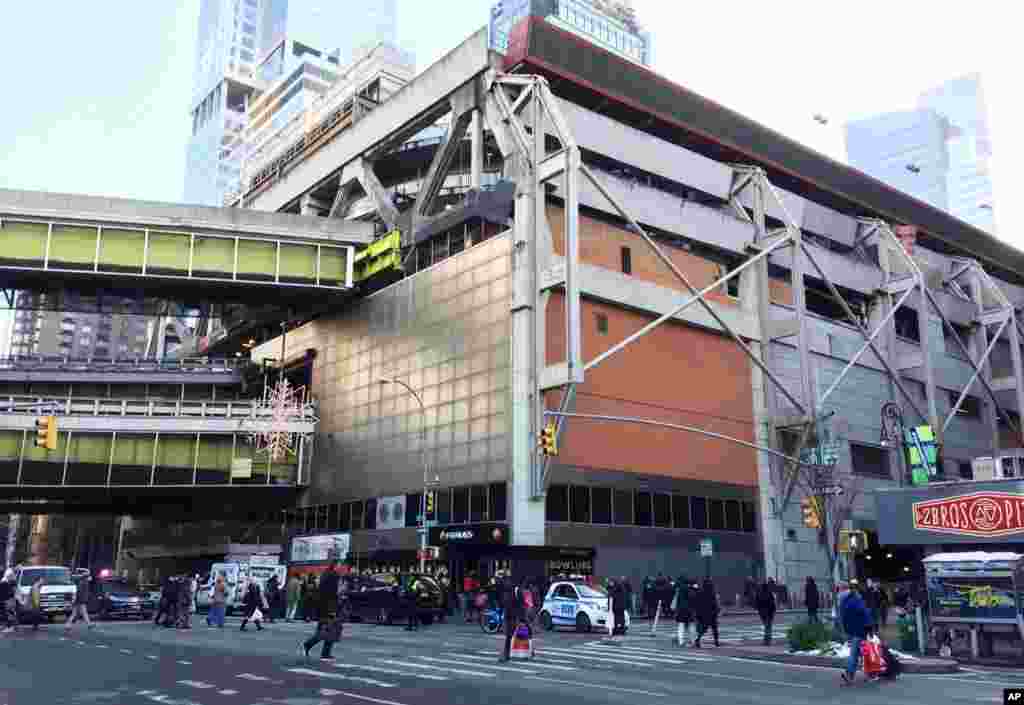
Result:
[0, 612, 1017, 705]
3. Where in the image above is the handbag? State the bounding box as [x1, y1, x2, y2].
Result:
[252, 607, 264, 622]
[861, 636, 887, 677]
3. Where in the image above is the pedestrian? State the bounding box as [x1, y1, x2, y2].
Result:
[239, 580, 264, 631]
[65, 570, 93, 631]
[300, 553, 343, 661]
[694, 577, 720, 648]
[654, 572, 669, 617]
[498, 571, 525, 662]
[756, 578, 777, 645]
[642, 575, 653, 618]
[304, 575, 318, 622]
[610, 578, 627, 636]
[879, 585, 890, 628]
[207, 573, 227, 628]
[805, 576, 820, 623]
[153, 576, 172, 627]
[863, 579, 880, 630]
[840, 579, 873, 686]
[404, 575, 421, 632]
[463, 572, 479, 623]
[286, 574, 301, 621]
[622, 576, 634, 617]
[1, 568, 18, 633]
[265, 575, 280, 624]
[672, 575, 694, 647]
[27, 578, 44, 631]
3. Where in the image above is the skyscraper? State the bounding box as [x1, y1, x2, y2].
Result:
[184, 0, 398, 207]
[845, 73, 996, 233]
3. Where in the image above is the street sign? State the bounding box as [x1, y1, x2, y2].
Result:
[820, 486, 845, 497]
[699, 539, 714, 557]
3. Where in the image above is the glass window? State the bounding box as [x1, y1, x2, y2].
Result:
[634, 491, 653, 527]
[364, 499, 377, 530]
[570, 486, 591, 523]
[546, 485, 569, 522]
[725, 500, 743, 531]
[591, 487, 612, 524]
[653, 493, 672, 527]
[406, 492, 422, 527]
[850, 443, 890, 478]
[742, 501, 757, 533]
[958, 462, 973, 480]
[620, 247, 632, 274]
[489, 482, 507, 522]
[351, 501, 364, 530]
[613, 489, 633, 525]
[452, 487, 469, 523]
[691, 497, 708, 530]
[672, 495, 690, 528]
[435, 489, 451, 524]
[338, 503, 351, 531]
[709, 499, 726, 531]
[471, 485, 487, 522]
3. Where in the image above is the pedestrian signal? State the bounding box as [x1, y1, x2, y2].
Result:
[35, 416, 57, 450]
[801, 497, 821, 529]
[539, 422, 558, 456]
[425, 490, 436, 519]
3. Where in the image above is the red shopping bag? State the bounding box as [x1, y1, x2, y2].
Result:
[861, 638, 887, 677]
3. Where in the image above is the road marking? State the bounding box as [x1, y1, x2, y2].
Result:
[916, 675, 1024, 688]
[331, 663, 449, 681]
[177, 660, 192, 665]
[120, 649, 133, 655]
[177, 681, 214, 689]
[146, 655, 159, 661]
[216, 691, 237, 696]
[416, 655, 537, 674]
[380, 659, 496, 678]
[135, 691, 203, 705]
[236, 673, 270, 681]
[303, 690, 412, 705]
[524, 676, 668, 697]
[583, 643, 714, 662]
[452, 653, 578, 671]
[671, 669, 813, 688]
[724, 656, 835, 670]
[287, 668, 396, 688]
[527, 647, 655, 667]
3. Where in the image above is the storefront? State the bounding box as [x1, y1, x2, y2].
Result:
[874, 479, 1024, 580]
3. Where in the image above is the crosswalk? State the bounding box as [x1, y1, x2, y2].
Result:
[635, 616, 801, 643]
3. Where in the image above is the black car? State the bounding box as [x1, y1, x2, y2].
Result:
[89, 578, 155, 620]
[343, 573, 446, 626]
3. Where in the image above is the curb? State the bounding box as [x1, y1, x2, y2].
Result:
[709, 645, 959, 674]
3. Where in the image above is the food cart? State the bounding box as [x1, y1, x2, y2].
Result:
[922, 552, 1024, 658]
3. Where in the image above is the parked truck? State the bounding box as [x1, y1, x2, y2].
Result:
[13, 565, 76, 623]
[196, 556, 284, 615]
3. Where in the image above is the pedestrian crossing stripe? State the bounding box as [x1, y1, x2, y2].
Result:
[332, 663, 450, 681]
[381, 659, 497, 678]
[287, 668, 397, 688]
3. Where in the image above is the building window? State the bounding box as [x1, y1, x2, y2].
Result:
[595, 312, 609, 335]
[570, 486, 591, 523]
[489, 482, 507, 522]
[691, 497, 708, 530]
[634, 491, 653, 526]
[591, 487, 612, 524]
[471, 485, 487, 522]
[951, 392, 982, 419]
[351, 501, 364, 530]
[364, 499, 377, 530]
[452, 487, 469, 523]
[653, 493, 671, 527]
[894, 306, 920, 343]
[613, 489, 633, 525]
[725, 500, 744, 531]
[672, 495, 690, 528]
[406, 492, 423, 527]
[337, 504, 350, 531]
[958, 462, 973, 480]
[708, 499, 726, 531]
[435, 489, 452, 524]
[620, 247, 632, 275]
[851, 443, 891, 478]
[546, 485, 569, 522]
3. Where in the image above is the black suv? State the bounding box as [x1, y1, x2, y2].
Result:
[89, 578, 154, 620]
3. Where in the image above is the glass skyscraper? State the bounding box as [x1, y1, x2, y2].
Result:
[845, 73, 996, 233]
[184, 0, 398, 207]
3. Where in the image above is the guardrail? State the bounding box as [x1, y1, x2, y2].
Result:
[0, 395, 317, 421]
[0, 356, 243, 374]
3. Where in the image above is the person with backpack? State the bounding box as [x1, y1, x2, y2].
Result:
[672, 576, 694, 647]
[840, 579, 874, 686]
[756, 579, 777, 645]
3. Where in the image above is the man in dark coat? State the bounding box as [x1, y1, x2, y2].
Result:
[302, 557, 342, 661]
[610, 579, 627, 635]
[265, 575, 280, 623]
[840, 580, 874, 685]
[673, 576, 694, 647]
[238, 580, 265, 631]
[498, 571, 524, 662]
[694, 578, 719, 648]
[804, 576, 820, 623]
[756, 578, 777, 645]
[654, 573, 669, 616]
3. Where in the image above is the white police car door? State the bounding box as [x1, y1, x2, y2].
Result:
[551, 583, 580, 625]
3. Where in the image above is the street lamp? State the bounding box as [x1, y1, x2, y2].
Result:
[879, 402, 907, 486]
[380, 377, 431, 573]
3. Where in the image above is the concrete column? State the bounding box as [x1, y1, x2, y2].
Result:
[751, 358, 785, 585]
[969, 272, 1001, 458]
[470, 110, 484, 189]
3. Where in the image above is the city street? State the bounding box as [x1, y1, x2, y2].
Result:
[0, 613, 1015, 705]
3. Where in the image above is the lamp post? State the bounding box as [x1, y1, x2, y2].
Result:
[380, 377, 430, 573]
[880, 402, 907, 487]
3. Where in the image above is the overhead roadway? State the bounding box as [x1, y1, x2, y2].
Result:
[0, 188, 374, 305]
[0, 356, 243, 385]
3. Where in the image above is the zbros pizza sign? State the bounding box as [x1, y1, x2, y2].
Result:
[913, 491, 1024, 538]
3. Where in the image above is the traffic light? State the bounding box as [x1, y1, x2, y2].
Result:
[801, 497, 821, 529]
[425, 490, 435, 520]
[539, 422, 558, 456]
[35, 416, 57, 450]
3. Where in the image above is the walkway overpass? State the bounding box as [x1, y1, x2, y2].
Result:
[0, 355, 243, 385]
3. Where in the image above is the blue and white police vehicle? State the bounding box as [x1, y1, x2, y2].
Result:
[538, 581, 630, 633]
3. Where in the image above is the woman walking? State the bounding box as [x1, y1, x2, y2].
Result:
[207, 574, 227, 628]
[694, 577, 720, 648]
[672, 576, 695, 647]
[239, 580, 265, 631]
[286, 574, 301, 621]
[756, 579, 778, 645]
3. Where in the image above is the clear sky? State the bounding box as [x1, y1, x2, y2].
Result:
[0, 0, 1017, 246]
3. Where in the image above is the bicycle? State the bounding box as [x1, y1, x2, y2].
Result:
[480, 606, 504, 634]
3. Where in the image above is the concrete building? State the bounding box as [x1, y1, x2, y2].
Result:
[185, 0, 400, 208]
[846, 73, 996, 234]
[8, 295, 149, 361]
[233, 20, 1024, 602]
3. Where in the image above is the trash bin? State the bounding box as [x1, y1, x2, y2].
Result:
[897, 611, 918, 652]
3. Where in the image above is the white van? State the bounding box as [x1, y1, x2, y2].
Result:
[198, 561, 284, 614]
[13, 565, 76, 622]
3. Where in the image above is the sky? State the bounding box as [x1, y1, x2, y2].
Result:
[0, 0, 1018, 247]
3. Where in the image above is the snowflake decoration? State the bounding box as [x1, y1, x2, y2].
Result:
[250, 378, 307, 462]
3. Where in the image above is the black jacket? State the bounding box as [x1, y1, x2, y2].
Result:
[804, 579, 820, 610]
[243, 583, 262, 610]
[755, 584, 777, 619]
[696, 581, 718, 623]
[318, 571, 341, 621]
[500, 578, 524, 620]
[0, 581, 13, 602]
[610, 584, 627, 611]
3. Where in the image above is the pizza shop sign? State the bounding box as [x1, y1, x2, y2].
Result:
[913, 492, 1024, 538]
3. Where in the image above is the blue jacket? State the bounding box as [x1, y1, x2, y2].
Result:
[841, 591, 873, 639]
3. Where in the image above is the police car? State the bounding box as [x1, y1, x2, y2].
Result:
[538, 581, 630, 634]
